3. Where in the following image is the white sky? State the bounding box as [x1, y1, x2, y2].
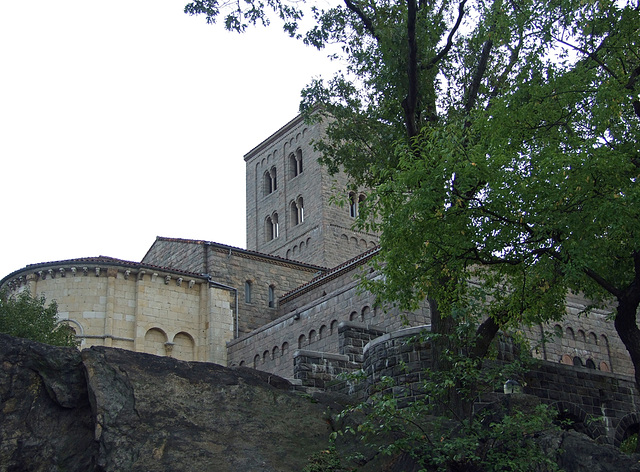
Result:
[0, 0, 337, 279]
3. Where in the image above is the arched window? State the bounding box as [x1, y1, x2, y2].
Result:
[348, 192, 366, 218]
[244, 280, 252, 303]
[268, 285, 275, 308]
[265, 213, 279, 241]
[289, 149, 303, 178]
[264, 167, 277, 195]
[291, 197, 304, 226]
[349, 192, 357, 218]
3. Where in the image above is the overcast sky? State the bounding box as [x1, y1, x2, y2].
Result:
[0, 0, 337, 279]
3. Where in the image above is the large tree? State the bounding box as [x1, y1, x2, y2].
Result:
[186, 0, 640, 387]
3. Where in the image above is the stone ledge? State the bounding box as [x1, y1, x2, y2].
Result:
[363, 324, 431, 355]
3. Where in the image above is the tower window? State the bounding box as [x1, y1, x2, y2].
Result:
[268, 285, 275, 308]
[265, 213, 279, 241]
[291, 196, 304, 226]
[264, 167, 277, 195]
[349, 192, 366, 218]
[289, 149, 303, 179]
[244, 281, 252, 303]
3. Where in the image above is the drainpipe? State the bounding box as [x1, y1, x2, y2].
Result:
[205, 275, 239, 339]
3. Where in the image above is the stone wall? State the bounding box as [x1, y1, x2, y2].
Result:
[226, 256, 431, 379]
[528, 293, 634, 377]
[244, 113, 379, 268]
[142, 237, 322, 334]
[1, 257, 234, 365]
[359, 327, 640, 445]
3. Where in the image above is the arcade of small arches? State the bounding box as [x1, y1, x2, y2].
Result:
[340, 233, 378, 251]
[285, 237, 312, 260]
[552, 324, 612, 372]
[143, 327, 196, 361]
[238, 304, 377, 369]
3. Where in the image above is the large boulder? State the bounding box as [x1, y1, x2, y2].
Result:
[0, 334, 339, 472]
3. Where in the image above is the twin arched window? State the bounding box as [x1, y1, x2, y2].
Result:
[265, 213, 279, 241]
[264, 167, 277, 195]
[291, 197, 304, 226]
[349, 192, 366, 218]
[289, 149, 303, 179]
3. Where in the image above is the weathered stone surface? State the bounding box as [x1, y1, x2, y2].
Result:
[82, 346, 336, 471]
[3, 333, 640, 472]
[0, 334, 96, 472]
[0, 334, 338, 472]
[538, 430, 640, 472]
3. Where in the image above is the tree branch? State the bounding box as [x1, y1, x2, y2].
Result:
[343, 0, 379, 41]
[583, 267, 622, 298]
[424, 0, 467, 71]
[403, 0, 419, 138]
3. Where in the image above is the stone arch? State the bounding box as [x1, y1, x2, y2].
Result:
[298, 334, 306, 349]
[272, 346, 280, 359]
[585, 358, 596, 369]
[309, 329, 317, 344]
[362, 306, 370, 320]
[349, 311, 359, 322]
[330, 319, 338, 335]
[599, 361, 610, 372]
[565, 327, 575, 340]
[144, 328, 167, 356]
[319, 324, 328, 340]
[281, 342, 289, 355]
[553, 401, 605, 441]
[615, 412, 640, 447]
[263, 350, 270, 363]
[573, 356, 583, 367]
[63, 319, 84, 336]
[577, 329, 586, 344]
[560, 354, 573, 365]
[172, 332, 195, 361]
[239, 360, 245, 367]
[588, 332, 598, 345]
[253, 354, 260, 369]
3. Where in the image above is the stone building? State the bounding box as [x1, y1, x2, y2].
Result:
[244, 114, 379, 268]
[0, 112, 634, 387]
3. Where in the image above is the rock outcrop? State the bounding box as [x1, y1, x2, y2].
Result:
[0, 334, 338, 472]
[2, 333, 640, 472]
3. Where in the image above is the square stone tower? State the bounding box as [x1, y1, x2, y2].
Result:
[245, 114, 378, 269]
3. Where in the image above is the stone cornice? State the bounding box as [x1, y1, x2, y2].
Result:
[243, 113, 306, 162]
[0, 257, 208, 292]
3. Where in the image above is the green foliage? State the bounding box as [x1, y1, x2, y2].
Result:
[620, 433, 638, 455]
[302, 446, 349, 472]
[0, 290, 78, 347]
[333, 334, 560, 472]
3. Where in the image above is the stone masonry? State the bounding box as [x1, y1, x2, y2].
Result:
[244, 113, 379, 269]
[1, 257, 234, 365]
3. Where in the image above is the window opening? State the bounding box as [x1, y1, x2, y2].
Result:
[245, 281, 252, 303]
[268, 285, 275, 308]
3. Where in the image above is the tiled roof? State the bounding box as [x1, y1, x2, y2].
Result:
[280, 246, 380, 304]
[150, 236, 327, 273]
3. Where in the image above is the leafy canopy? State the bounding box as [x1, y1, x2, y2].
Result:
[0, 290, 78, 347]
[186, 0, 640, 380]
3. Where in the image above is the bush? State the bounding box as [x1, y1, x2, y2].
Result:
[0, 290, 78, 347]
